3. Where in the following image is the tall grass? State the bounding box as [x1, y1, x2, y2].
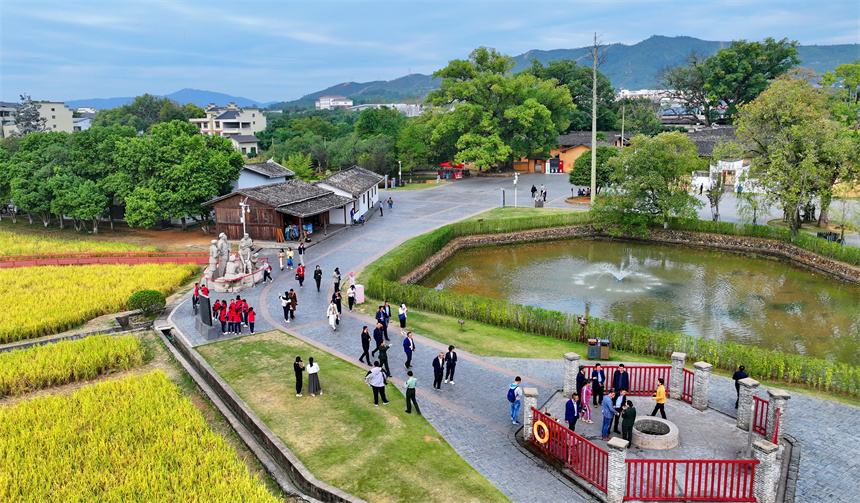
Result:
[363, 212, 860, 397]
[0, 228, 156, 257]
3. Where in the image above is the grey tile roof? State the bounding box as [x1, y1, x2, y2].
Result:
[556, 131, 622, 148]
[685, 126, 738, 157]
[204, 179, 330, 208]
[231, 135, 259, 143]
[315, 165, 384, 198]
[243, 158, 295, 178]
[215, 110, 239, 120]
[277, 192, 354, 218]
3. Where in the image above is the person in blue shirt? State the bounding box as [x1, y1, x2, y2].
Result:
[601, 389, 619, 440]
[402, 332, 415, 369]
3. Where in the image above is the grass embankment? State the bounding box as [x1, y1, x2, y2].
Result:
[385, 181, 450, 191]
[463, 206, 580, 221]
[0, 263, 198, 343]
[198, 331, 509, 503]
[0, 370, 281, 503]
[0, 228, 156, 256]
[0, 335, 144, 397]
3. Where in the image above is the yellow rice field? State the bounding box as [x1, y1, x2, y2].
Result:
[0, 335, 144, 397]
[0, 228, 155, 257]
[0, 370, 281, 503]
[0, 263, 197, 343]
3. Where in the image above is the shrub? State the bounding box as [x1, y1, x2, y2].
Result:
[127, 289, 167, 314]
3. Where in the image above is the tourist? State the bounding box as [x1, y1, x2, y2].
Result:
[294, 357, 305, 397]
[286, 247, 294, 270]
[613, 364, 630, 392]
[621, 400, 636, 446]
[375, 306, 389, 341]
[212, 299, 222, 320]
[565, 392, 581, 432]
[601, 389, 618, 440]
[651, 378, 667, 419]
[377, 341, 393, 376]
[432, 352, 445, 391]
[278, 248, 286, 270]
[379, 200, 384, 217]
[297, 242, 305, 263]
[404, 371, 421, 414]
[332, 290, 343, 314]
[444, 345, 457, 385]
[192, 283, 200, 314]
[580, 381, 594, 423]
[296, 263, 305, 288]
[591, 363, 606, 407]
[278, 291, 291, 322]
[371, 322, 385, 357]
[233, 307, 242, 335]
[365, 361, 389, 406]
[247, 307, 255, 334]
[313, 265, 323, 292]
[349, 207, 355, 225]
[576, 366, 588, 398]
[347, 285, 356, 311]
[543, 188, 547, 202]
[288, 289, 298, 321]
[358, 326, 371, 364]
[509, 377, 523, 425]
[218, 305, 228, 334]
[397, 303, 408, 335]
[262, 262, 273, 283]
[307, 357, 322, 397]
[326, 300, 339, 331]
[333, 267, 341, 293]
[387, 197, 393, 210]
[612, 389, 628, 434]
[732, 365, 748, 408]
[403, 331, 415, 369]
[531, 184, 537, 198]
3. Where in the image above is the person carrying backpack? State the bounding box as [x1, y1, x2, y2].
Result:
[509, 376, 523, 425]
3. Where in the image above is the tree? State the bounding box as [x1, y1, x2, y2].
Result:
[92, 94, 205, 132]
[427, 47, 573, 171]
[704, 166, 725, 222]
[729, 75, 858, 237]
[822, 60, 860, 127]
[396, 118, 433, 170]
[594, 132, 705, 232]
[658, 52, 716, 126]
[569, 145, 617, 193]
[735, 190, 770, 227]
[615, 97, 663, 136]
[354, 107, 404, 139]
[285, 152, 314, 181]
[13, 94, 48, 136]
[4, 132, 69, 226]
[703, 38, 800, 118]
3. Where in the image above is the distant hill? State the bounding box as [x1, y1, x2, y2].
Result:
[273, 35, 858, 110]
[65, 88, 276, 110]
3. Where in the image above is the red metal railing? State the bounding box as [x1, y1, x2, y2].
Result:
[0, 252, 210, 268]
[680, 368, 695, 403]
[752, 396, 768, 435]
[580, 365, 671, 396]
[531, 408, 608, 492]
[625, 459, 758, 501]
[770, 407, 781, 444]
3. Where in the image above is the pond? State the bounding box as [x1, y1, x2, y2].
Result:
[419, 239, 860, 365]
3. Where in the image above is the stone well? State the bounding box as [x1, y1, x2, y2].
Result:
[632, 417, 679, 450]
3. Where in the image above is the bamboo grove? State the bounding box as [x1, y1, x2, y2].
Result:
[362, 213, 860, 397]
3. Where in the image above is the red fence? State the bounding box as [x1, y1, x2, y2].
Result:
[531, 408, 608, 492]
[680, 368, 695, 403]
[625, 459, 758, 501]
[752, 396, 769, 435]
[0, 252, 210, 268]
[580, 365, 671, 396]
[771, 408, 780, 444]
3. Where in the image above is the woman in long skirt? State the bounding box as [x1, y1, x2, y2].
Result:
[307, 357, 322, 397]
[293, 356, 305, 397]
[398, 303, 408, 335]
[326, 301, 339, 331]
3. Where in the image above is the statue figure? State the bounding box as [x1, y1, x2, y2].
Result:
[216, 232, 230, 278]
[224, 254, 240, 279]
[208, 239, 218, 274]
[238, 233, 253, 274]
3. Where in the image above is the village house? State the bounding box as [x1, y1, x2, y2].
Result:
[232, 158, 295, 190]
[315, 166, 385, 224]
[189, 102, 266, 155]
[514, 132, 622, 173]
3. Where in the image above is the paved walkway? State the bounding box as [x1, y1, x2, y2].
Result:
[170, 173, 858, 502]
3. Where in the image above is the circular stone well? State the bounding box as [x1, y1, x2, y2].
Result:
[631, 417, 679, 450]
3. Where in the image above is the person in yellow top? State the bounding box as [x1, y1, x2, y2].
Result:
[650, 378, 667, 419]
[286, 247, 294, 270]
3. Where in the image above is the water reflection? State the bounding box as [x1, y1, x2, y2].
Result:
[420, 240, 860, 364]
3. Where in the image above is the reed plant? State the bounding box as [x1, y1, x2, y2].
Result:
[0, 228, 156, 257]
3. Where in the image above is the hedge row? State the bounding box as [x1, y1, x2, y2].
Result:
[363, 212, 860, 397]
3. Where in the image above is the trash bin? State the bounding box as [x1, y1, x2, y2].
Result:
[587, 339, 599, 360]
[598, 339, 610, 360]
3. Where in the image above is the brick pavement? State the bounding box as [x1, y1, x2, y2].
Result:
[170, 175, 858, 502]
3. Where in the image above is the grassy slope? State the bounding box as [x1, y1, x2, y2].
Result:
[198, 331, 509, 503]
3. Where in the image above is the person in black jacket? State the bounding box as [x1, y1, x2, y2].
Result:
[432, 352, 445, 390]
[591, 363, 606, 406]
[576, 366, 588, 401]
[612, 364, 630, 393]
[444, 345, 457, 385]
[358, 326, 371, 364]
[313, 265, 323, 292]
[371, 322, 385, 357]
[732, 365, 748, 408]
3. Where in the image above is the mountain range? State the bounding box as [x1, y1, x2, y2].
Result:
[66, 36, 859, 111]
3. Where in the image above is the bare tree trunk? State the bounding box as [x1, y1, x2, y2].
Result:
[40, 212, 51, 227]
[817, 192, 831, 228]
[27, 212, 33, 224]
[58, 214, 65, 229]
[181, 216, 187, 231]
[92, 217, 100, 234]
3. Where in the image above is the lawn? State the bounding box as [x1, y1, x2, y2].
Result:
[198, 331, 509, 503]
[463, 206, 581, 221]
[384, 181, 450, 191]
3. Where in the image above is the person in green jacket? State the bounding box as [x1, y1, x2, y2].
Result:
[404, 371, 421, 415]
[621, 400, 636, 447]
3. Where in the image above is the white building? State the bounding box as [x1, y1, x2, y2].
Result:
[0, 101, 74, 137]
[73, 117, 92, 132]
[189, 102, 266, 156]
[315, 165, 384, 224]
[232, 158, 295, 190]
[348, 103, 425, 118]
[315, 95, 353, 110]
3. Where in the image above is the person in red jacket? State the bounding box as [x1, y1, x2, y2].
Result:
[296, 264, 306, 288]
[212, 300, 221, 320]
[247, 308, 256, 334]
[233, 307, 242, 335]
[218, 306, 228, 334]
[201, 285, 209, 297]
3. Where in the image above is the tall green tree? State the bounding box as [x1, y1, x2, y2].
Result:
[354, 107, 405, 138]
[594, 132, 705, 232]
[4, 132, 69, 226]
[92, 94, 205, 132]
[285, 152, 314, 181]
[822, 60, 860, 127]
[13, 94, 48, 136]
[568, 145, 617, 193]
[427, 47, 573, 171]
[658, 52, 716, 126]
[615, 97, 663, 136]
[727, 75, 859, 236]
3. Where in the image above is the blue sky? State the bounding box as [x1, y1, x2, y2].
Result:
[1, 0, 858, 103]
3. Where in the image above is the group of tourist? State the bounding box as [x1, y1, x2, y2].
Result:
[293, 356, 322, 397]
[211, 295, 256, 335]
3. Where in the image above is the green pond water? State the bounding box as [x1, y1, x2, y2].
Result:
[419, 240, 860, 365]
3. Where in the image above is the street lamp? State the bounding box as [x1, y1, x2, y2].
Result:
[513, 173, 518, 208]
[238, 197, 250, 235]
[398, 160, 402, 187]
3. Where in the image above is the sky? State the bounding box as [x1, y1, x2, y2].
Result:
[1, 0, 858, 104]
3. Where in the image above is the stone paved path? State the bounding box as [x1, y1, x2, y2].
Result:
[171, 173, 859, 502]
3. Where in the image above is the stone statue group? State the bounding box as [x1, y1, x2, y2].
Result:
[206, 232, 258, 281]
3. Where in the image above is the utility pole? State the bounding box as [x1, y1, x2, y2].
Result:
[590, 32, 600, 205]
